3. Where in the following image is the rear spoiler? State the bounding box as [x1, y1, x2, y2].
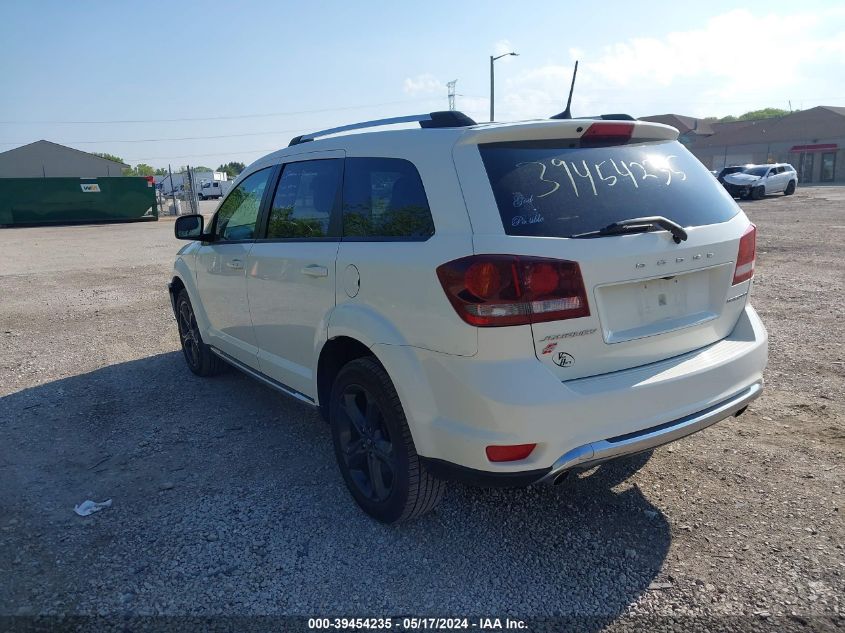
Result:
[454, 119, 679, 146]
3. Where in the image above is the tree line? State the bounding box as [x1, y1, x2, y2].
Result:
[93, 153, 246, 178]
[702, 107, 796, 124]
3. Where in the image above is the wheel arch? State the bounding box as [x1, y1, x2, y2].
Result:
[168, 275, 186, 318]
[316, 303, 413, 420]
[170, 260, 211, 335]
[317, 304, 440, 451]
[315, 336, 441, 462]
[316, 336, 377, 421]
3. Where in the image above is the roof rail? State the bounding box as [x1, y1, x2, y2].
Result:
[288, 111, 476, 146]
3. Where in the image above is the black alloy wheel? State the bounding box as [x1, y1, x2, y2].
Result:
[177, 297, 201, 371]
[329, 357, 445, 523]
[336, 384, 395, 502]
[175, 290, 223, 377]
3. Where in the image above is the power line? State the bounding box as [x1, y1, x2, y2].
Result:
[0, 128, 303, 146]
[123, 148, 280, 161]
[0, 97, 444, 125]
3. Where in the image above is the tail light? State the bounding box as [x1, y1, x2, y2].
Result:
[580, 122, 634, 147]
[486, 443, 536, 462]
[732, 224, 756, 285]
[436, 255, 589, 327]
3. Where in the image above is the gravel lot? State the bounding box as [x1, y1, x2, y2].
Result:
[1, 189, 842, 631]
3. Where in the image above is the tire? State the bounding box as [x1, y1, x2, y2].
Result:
[329, 357, 445, 523]
[784, 180, 796, 196]
[751, 185, 765, 200]
[175, 289, 224, 377]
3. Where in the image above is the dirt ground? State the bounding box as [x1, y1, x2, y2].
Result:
[0, 188, 842, 631]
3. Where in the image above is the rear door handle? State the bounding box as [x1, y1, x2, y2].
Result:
[226, 259, 244, 270]
[301, 264, 329, 278]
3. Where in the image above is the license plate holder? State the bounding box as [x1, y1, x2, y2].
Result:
[595, 265, 731, 344]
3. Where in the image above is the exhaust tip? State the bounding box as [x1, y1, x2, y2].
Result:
[734, 405, 749, 418]
[552, 471, 570, 486]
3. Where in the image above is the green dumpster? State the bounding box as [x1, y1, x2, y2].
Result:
[0, 177, 157, 227]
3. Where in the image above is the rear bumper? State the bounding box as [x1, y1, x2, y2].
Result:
[420, 380, 761, 487]
[418, 457, 551, 488]
[537, 379, 761, 484]
[384, 304, 767, 479]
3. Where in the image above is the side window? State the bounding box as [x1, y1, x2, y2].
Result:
[341, 158, 434, 239]
[266, 159, 343, 239]
[213, 168, 272, 241]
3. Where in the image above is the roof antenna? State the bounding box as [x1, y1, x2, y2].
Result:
[551, 60, 578, 120]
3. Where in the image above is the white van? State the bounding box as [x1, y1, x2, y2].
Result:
[198, 180, 233, 200]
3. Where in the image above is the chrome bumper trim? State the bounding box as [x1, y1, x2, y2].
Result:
[538, 380, 763, 484]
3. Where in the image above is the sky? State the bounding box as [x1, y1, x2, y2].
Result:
[1, 0, 843, 171]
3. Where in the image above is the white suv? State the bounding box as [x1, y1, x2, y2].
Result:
[722, 163, 798, 199]
[169, 111, 767, 523]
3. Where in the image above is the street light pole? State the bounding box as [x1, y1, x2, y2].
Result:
[489, 51, 518, 122]
[489, 56, 494, 122]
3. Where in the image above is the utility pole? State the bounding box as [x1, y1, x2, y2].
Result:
[490, 51, 518, 122]
[186, 165, 195, 214]
[168, 164, 177, 216]
[447, 80, 457, 111]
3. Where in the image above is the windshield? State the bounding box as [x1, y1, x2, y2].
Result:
[743, 167, 769, 177]
[479, 140, 739, 238]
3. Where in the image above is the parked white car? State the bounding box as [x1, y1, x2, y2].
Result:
[169, 111, 767, 523]
[722, 163, 797, 199]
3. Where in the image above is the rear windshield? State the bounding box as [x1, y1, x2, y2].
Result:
[479, 140, 738, 237]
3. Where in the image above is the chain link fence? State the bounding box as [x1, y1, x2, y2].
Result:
[181, 167, 200, 215]
[158, 166, 201, 216]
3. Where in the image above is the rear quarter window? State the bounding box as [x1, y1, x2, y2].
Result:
[479, 140, 738, 237]
[341, 157, 434, 240]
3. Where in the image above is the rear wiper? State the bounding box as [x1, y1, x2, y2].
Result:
[570, 216, 688, 244]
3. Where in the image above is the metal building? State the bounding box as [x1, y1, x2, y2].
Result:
[640, 106, 845, 184]
[0, 140, 128, 178]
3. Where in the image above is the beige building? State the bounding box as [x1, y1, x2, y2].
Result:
[641, 106, 845, 184]
[0, 140, 129, 178]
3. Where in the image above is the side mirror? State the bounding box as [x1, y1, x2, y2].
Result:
[175, 214, 204, 240]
